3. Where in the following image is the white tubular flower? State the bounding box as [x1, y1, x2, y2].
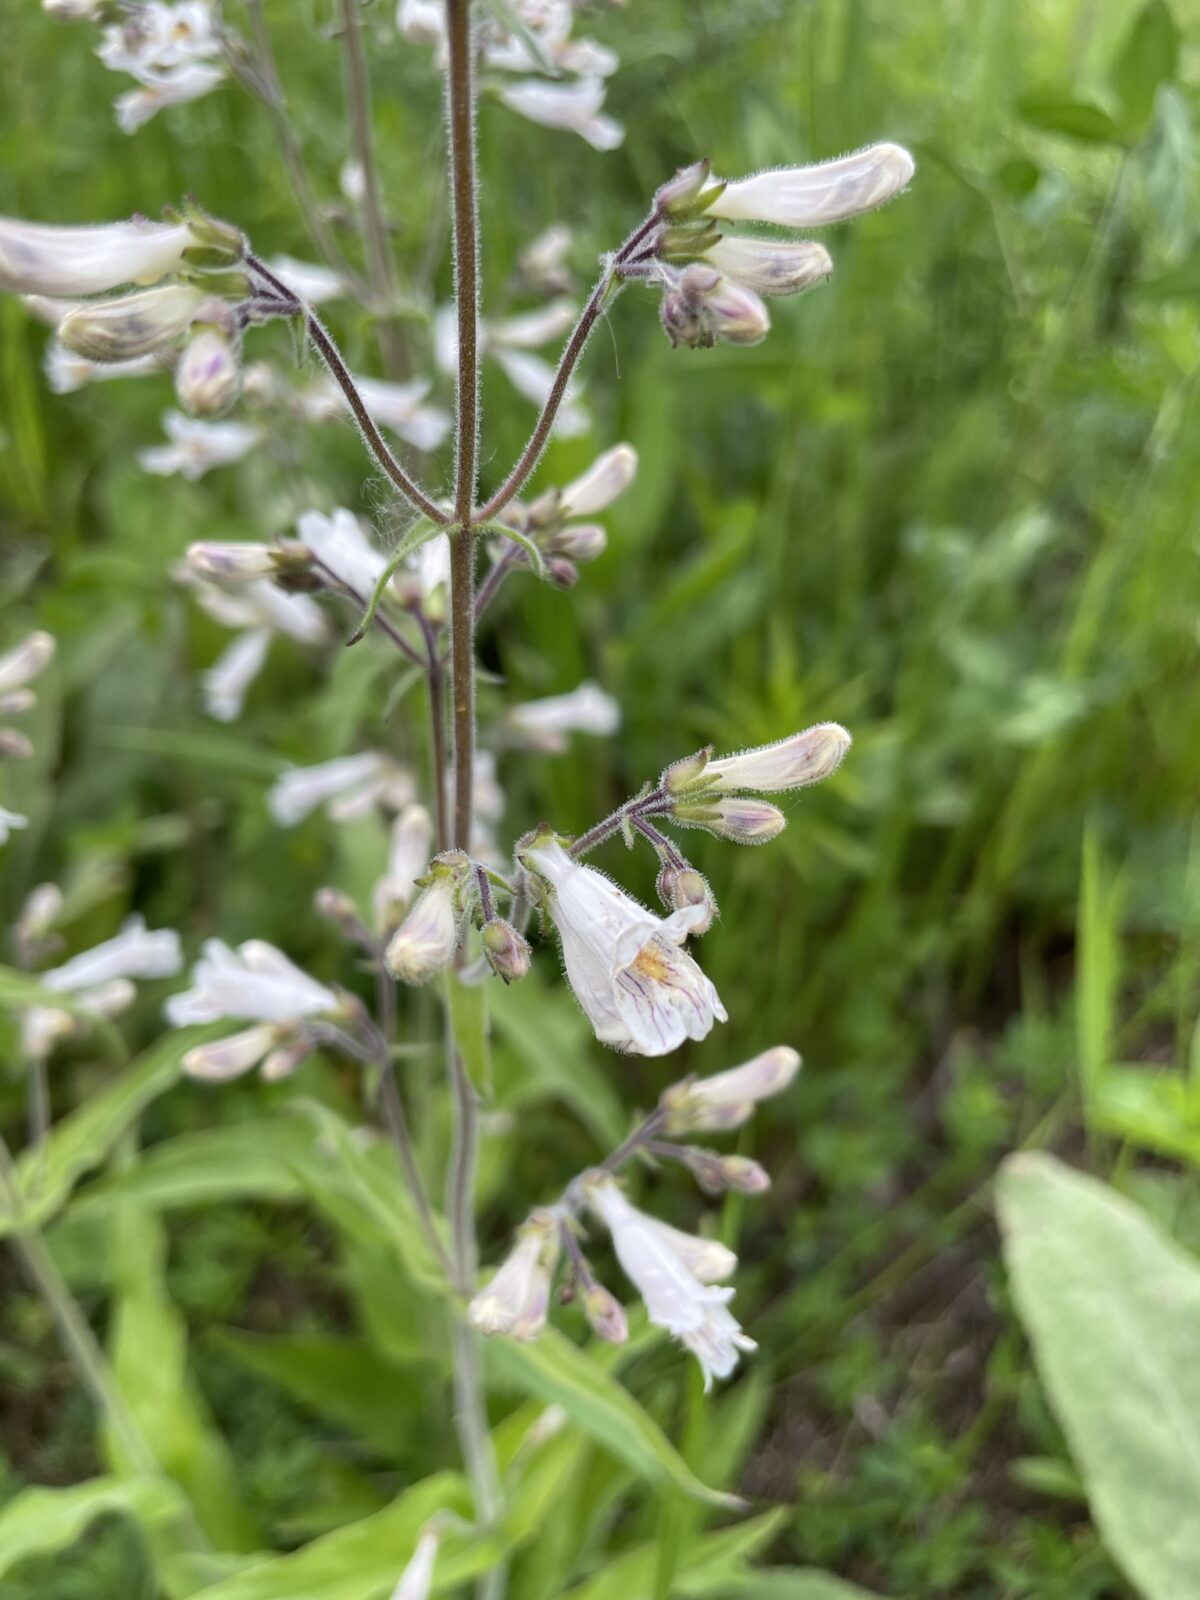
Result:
[42, 916, 183, 993]
[373, 804, 434, 928]
[46, 341, 162, 394]
[519, 224, 573, 295]
[490, 299, 577, 350]
[0, 632, 54, 695]
[390, 1528, 440, 1600]
[396, 0, 445, 47]
[506, 682, 620, 753]
[707, 142, 915, 228]
[185, 542, 301, 584]
[295, 507, 388, 597]
[661, 1045, 802, 1134]
[55, 284, 204, 362]
[0, 806, 28, 845]
[0, 215, 195, 296]
[182, 1023, 284, 1082]
[704, 236, 832, 298]
[558, 445, 638, 518]
[384, 860, 465, 986]
[166, 939, 338, 1026]
[176, 326, 240, 416]
[268, 752, 413, 827]
[497, 77, 623, 151]
[670, 796, 787, 845]
[340, 158, 367, 205]
[491, 347, 589, 437]
[201, 629, 270, 722]
[703, 722, 851, 793]
[468, 1211, 559, 1340]
[354, 376, 453, 453]
[265, 255, 344, 306]
[585, 1178, 753, 1390]
[98, 2, 221, 74]
[44, 0, 104, 17]
[114, 63, 226, 134]
[521, 836, 725, 1056]
[139, 410, 261, 480]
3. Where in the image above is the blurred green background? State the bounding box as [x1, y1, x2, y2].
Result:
[2, 1, 1199, 1597]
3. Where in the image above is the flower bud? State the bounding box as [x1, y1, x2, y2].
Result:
[469, 1211, 559, 1340]
[0, 729, 34, 760]
[583, 1283, 629, 1344]
[661, 1046, 801, 1134]
[655, 864, 717, 935]
[660, 287, 706, 349]
[57, 283, 205, 361]
[183, 1023, 281, 1083]
[704, 236, 833, 297]
[705, 723, 851, 793]
[0, 631, 54, 694]
[670, 797, 786, 844]
[708, 143, 915, 229]
[261, 1036, 315, 1081]
[481, 918, 532, 984]
[719, 1155, 772, 1194]
[546, 556, 579, 591]
[17, 882, 63, 944]
[678, 264, 770, 347]
[559, 445, 639, 518]
[175, 326, 241, 417]
[186, 541, 310, 584]
[384, 855, 468, 985]
[0, 215, 195, 296]
[314, 886, 365, 940]
[545, 522, 607, 563]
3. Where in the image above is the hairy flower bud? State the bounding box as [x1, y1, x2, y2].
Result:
[655, 159, 719, 219]
[705, 722, 851, 793]
[545, 522, 607, 562]
[558, 445, 639, 518]
[704, 236, 832, 297]
[183, 1023, 283, 1083]
[719, 1155, 772, 1194]
[384, 854, 469, 985]
[670, 797, 786, 844]
[583, 1283, 629, 1344]
[546, 556, 579, 590]
[175, 325, 241, 416]
[57, 283, 204, 361]
[314, 887, 365, 940]
[655, 864, 717, 935]
[185, 541, 310, 583]
[661, 1046, 801, 1134]
[482, 918, 532, 984]
[662, 748, 711, 794]
[707, 144, 915, 228]
[680, 264, 770, 346]
[469, 1211, 559, 1340]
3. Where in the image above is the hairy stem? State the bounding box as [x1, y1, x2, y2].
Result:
[338, 0, 407, 380]
[476, 211, 660, 523]
[569, 787, 670, 859]
[426, 645, 451, 854]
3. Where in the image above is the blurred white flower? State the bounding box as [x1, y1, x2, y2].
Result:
[708, 143, 915, 229]
[703, 236, 832, 298]
[115, 62, 226, 133]
[556, 445, 638, 519]
[374, 804, 434, 928]
[296, 507, 389, 598]
[354, 376, 452, 453]
[267, 751, 414, 827]
[182, 1021, 314, 1083]
[175, 325, 241, 416]
[0, 806, 28, 845]
[0, 215, 195, 296]
[166, 939, 339, 1025]
[385, 866, 463, 985]
[390, 1528, 440, 1600]
[434, 303, 588, 438]
[469, 1211, 559, 1339]
[201, 629, 269, 722]
[506, 682, 619, 753]
[45, 340, 162, 394]
[98, 3, 225, 130]
[585, 1176, 753, 1390]
[42, 916, 183, 992]
[339, 158, 367, 205]
[139, 410, 260, 480]
[266, 255, 345, 306]
[497, 77, 622, 151]
[661, 1045, 802, 1134]
[703, 722, 851, 793]
[519, 224, 574, 296]
[521, 837, 725, 1056]
[0, 632, 54, 697]
[51, 283, 204, 362]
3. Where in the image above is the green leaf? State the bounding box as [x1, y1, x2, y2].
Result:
[1016, 94, 1126, 145]
[1112, 0, 1179, 134]
[1, 1026, 217, 1236]
[213, 1331, 423, 1453]
[485, 1327, 743, 1509]
[563, 1510, 789, 1600]
[175, 1472, 500, 1600]
[107, 1203, 261, 1552]
[444, 971, 492, 1094]
[0, 1475, 188, 1584]
[997, 1153, 1200, 1600]
[695, 1573, 887, 1600]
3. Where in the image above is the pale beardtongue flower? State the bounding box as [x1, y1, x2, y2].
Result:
[45, 341, 163, 395]
[176, 325, 240, 416]
[468, 1211, 559, 1339]
[389, 1528, 440, 1600]
[585, 1177, 754, 1390]
[0, 215, 196, 296]
[671, 796, 787, 845]
[267, 751, 415, 828]
[519, 224, 574, 295]
[41, 916, 183, 992]
[497, 77, 622, 151]
[554, 444, 638, 519]
[384, 868, 463, 985]
[296, 506, 390, 597]
[703, 236, 832, 298]
[139, 410, 261, 480]
[182, 1021, 314, 1083]
[703, 722, 851, 793]
[521, 837, 725, 1056]
[661, 1045, 802, 1134]
[115, 63, 226, 134]
[352, 376, 453, 453]
[706, 142, 915, 228]
[189, 575, 327, 723]
[97, 3, 225, 132]
[165, 939, 339, 1025]
[202, 629, 269, 722]
[22, 980, 138, 1061]
[265, 255, 345, 306]
[0, 632, 55, 696]
[373, 804, 435, 928]
[505, 682, 620, 753]
[0, 806, 29, 845]
[434, 304, 589, 438]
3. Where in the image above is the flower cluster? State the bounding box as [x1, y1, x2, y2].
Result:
[628, 143, 915, 348]
[469, 1046, 800, 1389]
[399, 0, 622, 150]
[0, 632, 55, 845]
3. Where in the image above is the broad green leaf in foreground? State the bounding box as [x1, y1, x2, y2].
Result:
[485, 1325, 743, 1509]
[563, 1509, 789, 1600]
[0, 1475, 187, 1585]
[997, 1152, 1200, 1600]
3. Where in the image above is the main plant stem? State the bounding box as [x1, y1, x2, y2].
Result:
[443, 0, 502, 1570]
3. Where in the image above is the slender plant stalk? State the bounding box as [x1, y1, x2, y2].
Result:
[309, 555, 427, 666]
[442, 2, 503, 1571]
[569, 786, 671, 859]
[338, 0, 407, 381]
[426, 651, 451, 854]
